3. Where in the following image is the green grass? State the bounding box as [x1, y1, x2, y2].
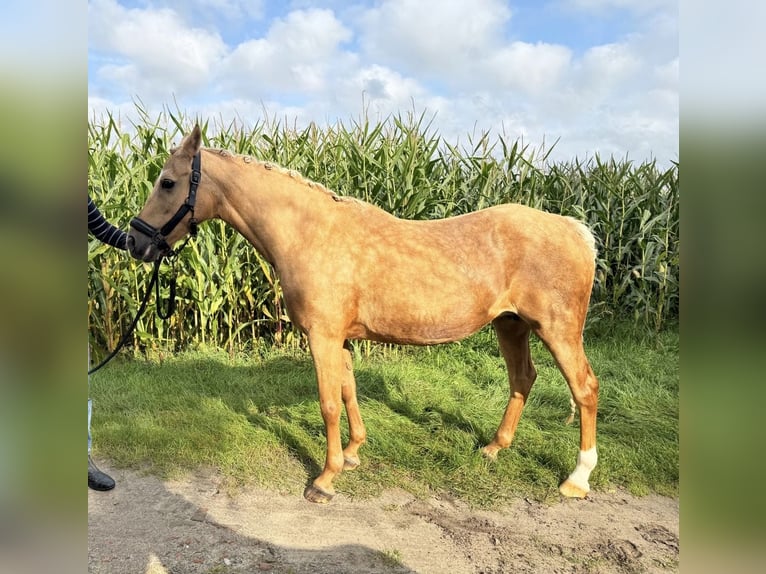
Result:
[89, 322, 678, 507]
[378, 548, 404, 567]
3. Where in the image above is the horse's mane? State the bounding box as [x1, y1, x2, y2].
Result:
[207, 147, 353, 203]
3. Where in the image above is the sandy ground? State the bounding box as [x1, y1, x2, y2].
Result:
[88, 460, 678, 574]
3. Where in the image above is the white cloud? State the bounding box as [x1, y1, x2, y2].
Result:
[576, 42, 643, 97]
[582, 42, 640, 77]
[339, 65, 434, 118]
[654, 57, 678, 90]
[483, 42, 572, 95]
[220, 9, 353, 97]
[88, 0, 227, 97]
[268, 8, 352, 59]
[359, 0, 511, 81]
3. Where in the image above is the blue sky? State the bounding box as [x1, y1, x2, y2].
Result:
[88, 0, 678, 165]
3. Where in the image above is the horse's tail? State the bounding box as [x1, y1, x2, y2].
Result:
[562, 216, 596, 426]
[564, 216, 598, 260]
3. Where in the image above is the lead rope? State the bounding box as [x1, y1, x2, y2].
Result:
[89, 258, 182, 376]
[154, 228, 196, 321]
[88, 259, 162, 375]
[89, 222, 198, 375]
[155, 255, 178, 320]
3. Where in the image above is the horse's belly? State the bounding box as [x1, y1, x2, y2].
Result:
[352, 322, 487, 346]
[351, 293, 495, 345]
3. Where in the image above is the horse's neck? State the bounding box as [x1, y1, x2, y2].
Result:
[215, 161, 331, 265]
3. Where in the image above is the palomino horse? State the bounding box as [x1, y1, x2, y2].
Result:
[128, 126, 600, 503]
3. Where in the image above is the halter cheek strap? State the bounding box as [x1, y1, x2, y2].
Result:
[130, 151, 201, 255]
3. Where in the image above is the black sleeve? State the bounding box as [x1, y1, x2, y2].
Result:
[88, 196, 128, 250]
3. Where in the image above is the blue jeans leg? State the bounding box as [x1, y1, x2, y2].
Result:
[88, 398, 92, 455]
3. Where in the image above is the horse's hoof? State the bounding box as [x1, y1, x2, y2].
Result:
[343, 456, 360, 470]
[559, 478, 589, 498]
[480, 445, 499, 461]
[303, 483, 335, 504]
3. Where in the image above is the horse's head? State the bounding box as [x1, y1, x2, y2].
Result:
[128, 125, 205, 262]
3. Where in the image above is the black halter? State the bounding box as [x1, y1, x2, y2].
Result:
[130, 151, 201, 255]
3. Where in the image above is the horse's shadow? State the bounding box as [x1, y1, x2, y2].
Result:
[358, 368, 494, 448]
[87, 461, 417, 574]
[153, 352, 495, 481]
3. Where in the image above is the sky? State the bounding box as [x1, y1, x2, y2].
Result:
[87, 0, 678, 165]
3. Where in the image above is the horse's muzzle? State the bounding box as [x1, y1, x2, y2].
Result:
[128, 217, 175, 261]
[127, 235, 161, 261]
[127, 231, 164, 262]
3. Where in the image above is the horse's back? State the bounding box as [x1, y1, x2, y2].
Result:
[313, 201, 596, 343]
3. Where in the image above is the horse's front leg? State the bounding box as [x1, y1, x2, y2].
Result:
[303, 332, 346, 503]
[341, 340, 366, 470]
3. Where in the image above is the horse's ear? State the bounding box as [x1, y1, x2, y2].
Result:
[179, 125, 202, 158]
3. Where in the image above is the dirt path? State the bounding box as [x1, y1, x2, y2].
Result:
[88, 460, 678, 574]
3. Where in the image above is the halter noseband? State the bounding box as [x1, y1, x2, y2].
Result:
[130, 151, 201, 255]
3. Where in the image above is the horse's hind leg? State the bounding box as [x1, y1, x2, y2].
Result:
[341, 340, 366, 469]
[482, 314, 537, 459]
[536, 325, 599, 498]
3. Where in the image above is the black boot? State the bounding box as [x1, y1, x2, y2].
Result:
[88, 455, 115, 491]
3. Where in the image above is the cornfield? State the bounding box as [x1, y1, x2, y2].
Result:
[87, 108, 679, 357]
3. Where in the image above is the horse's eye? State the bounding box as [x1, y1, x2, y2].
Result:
[160, 179, 175, 190]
